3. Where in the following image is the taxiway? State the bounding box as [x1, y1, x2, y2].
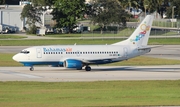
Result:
[0, 65, 180, 82]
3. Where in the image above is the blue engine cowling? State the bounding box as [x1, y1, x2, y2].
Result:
[51, 62, 64, 67]
[64, 59, 83, 69]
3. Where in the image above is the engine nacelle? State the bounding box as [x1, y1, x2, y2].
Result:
[64, 59, 83, 69]
[51, 62, 64, 67]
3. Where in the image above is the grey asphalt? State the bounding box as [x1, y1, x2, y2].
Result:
[145, 45, 180, 60]
[0, 65, 180, 82]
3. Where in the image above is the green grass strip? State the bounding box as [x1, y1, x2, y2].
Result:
[0, 38, 180, 46]
[0, 35, 26, 39]
[0, 53, 22, 66]
[0, 81, 180, 107]
[0, 39, 122, 46]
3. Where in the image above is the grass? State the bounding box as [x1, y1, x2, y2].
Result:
[0, 28, 179, 39]
[0, 38, 180, 46]
[149, 38, 180, 45]
[1, 53, 180, 67]
[0, 81, 180, 107]
[153, 21, 177, 28]
[150, 30, 179, 36]
[45, 28, 134, 37]
[46, 28, 179, 37]
[0, 34, 26, 39]
[0, 53, 23, 66]
[107, 56, 180, 66]
[0, 39, 123, 46]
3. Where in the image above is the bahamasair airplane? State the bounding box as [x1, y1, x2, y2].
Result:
[13, 15, 154, 71]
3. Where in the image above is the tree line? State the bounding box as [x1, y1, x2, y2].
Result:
[18, 0, 180, 34]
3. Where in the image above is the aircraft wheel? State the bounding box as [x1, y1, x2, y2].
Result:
[30, 67, 34, 71]
[85, 66, 91, 71]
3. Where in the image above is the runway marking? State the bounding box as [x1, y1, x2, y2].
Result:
[0, 70, 42, 78]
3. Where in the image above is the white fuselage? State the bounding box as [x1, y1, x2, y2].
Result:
[13, 45, 150, 67]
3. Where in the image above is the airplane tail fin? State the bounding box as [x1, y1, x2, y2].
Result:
[112, 15, 154, 46]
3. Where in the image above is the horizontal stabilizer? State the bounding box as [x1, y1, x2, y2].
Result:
[138, 45, 163, 50]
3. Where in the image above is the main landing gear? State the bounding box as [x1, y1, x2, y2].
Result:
[30, 66, 34, 71]
[85, 66, 91, 71]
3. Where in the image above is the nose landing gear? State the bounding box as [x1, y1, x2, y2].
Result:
[30, 66, 34, 71]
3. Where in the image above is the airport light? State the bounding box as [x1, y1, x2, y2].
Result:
[172, 6, 176, 27]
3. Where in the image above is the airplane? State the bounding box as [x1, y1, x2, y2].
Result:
[13, 15, 154, 71]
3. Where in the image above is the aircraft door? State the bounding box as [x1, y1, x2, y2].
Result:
[123, 47, 128, 58]
[36, 48, 42, 58]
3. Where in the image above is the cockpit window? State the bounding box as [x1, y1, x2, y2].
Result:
[20, 50, 30, 54]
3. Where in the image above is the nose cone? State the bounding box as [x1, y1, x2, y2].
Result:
[12, 54, 19, 62]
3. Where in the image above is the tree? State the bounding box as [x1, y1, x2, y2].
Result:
[31, 0, 54, 10]
[51, 0, 86, 33]
[89, 0, 130, 34]
[21, 4, 43, 34]
[21, 0, 54, 34]
[21, 4, 43, 26]
[166, 0, 180, 19]
[135, 0, 169, 18]
[118, 0, 170, 18]
[0, 0, 5, 5]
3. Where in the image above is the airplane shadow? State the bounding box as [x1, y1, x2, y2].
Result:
[89, 67, 180, 72]
[28, 66, 180, 73]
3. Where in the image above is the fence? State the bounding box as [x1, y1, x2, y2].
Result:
[79, 27, 180, 39]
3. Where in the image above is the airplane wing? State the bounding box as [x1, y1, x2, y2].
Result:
[138, 45, 163, 50]
[64, 57, 117, 64]
[82, 59, 114, 64]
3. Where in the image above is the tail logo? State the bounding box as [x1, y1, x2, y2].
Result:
[130, 22, 150, 42]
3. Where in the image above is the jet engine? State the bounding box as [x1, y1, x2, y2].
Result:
[51, 62, 64, 67]
[64, 59, 83, 70]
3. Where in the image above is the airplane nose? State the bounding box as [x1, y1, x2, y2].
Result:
[12, 54, 19, 62]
